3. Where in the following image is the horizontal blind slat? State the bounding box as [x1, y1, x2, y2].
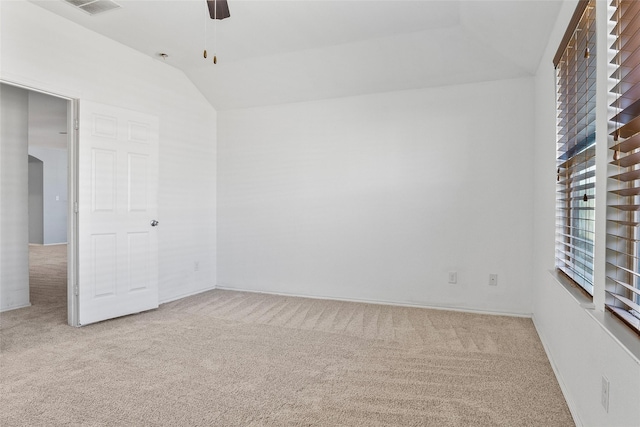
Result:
[607, 204, 640, 211]
[606, 261, 640, 279]
[606, 232, 640, 242]
[607, 277, 640, 297]
[609, 186, 640, 197]
[605, 305, 640, 333]
[607, 291, 640, 313]
[607, 219, 640, 226]
[557, 182, 596, 193]
[609, 167, 640, 181]
[610, 97, 640, 124]
[611, 115, 640, 139]
[609, 131, 640, 152]
[610, 68, 640, 96]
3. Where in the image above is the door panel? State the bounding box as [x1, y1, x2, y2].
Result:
[127, 232, 149, 292]
[128, 153, 148, 211]
[92, 149, 116, 212]
[91, 233, 117, 297]
[78, 101, 159, 325]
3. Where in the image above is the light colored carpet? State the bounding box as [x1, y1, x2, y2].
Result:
[0, 245, 574, 426]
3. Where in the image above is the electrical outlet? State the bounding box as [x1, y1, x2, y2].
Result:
[194, 261, 200, 272]
[489, 274, 498, 286]
[601, 376, 609, 412]
[448, 271, 457, 284]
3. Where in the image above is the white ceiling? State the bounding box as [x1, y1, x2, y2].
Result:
[30, 0, 563, 110]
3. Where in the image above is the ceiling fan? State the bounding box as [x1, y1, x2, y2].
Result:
[203, 0, 230, 64]
[207, 0, 230, 20]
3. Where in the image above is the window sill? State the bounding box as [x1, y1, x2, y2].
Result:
[549, 269, 594, 308]
[548, 270, 640, 366]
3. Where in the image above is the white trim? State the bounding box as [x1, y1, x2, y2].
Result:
[214, 285, 533, 318]
[532, 314, 584, 427]
[0, 75, 80, 101]
[549, 269, 593, 306]
[67, 99, 79, 327]
[159, 285, 217, 305]
[586, 310, 640, 366]
[0, 303, 32, 313]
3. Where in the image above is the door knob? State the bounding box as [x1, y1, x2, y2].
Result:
[150, 220, 159, 227]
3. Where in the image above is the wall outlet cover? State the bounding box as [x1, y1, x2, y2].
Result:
[448, 271, 457, 284]
[489, 274, 498, 286]
[601, 376, 609, 412]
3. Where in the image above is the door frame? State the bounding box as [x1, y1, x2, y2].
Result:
[1, 79, 80, 326]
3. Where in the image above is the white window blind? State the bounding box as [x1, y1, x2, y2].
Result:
[555, 0, 596, 295]
[607, 0, 640, 334]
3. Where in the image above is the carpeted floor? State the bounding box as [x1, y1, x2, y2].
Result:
[0, 245, 574, 426]
[28, 243, 68, 319]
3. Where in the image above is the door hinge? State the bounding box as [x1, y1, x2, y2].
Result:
[74, 284, 79, 296]
[74, 202, 78, 213]
[74, 119, 79, 130]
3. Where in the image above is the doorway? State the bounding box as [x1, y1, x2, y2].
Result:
[27, 90, 70, 323]
[0, 82, 77, 325]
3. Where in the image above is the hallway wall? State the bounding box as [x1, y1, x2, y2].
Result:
[0, 84, 30, 311]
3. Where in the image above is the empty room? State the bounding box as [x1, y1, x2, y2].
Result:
[1, 0, 639, 426]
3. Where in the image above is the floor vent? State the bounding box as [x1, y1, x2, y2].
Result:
[64, 0, 121, 16]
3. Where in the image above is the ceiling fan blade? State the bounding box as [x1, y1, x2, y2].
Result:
[207, 0, 230, 20]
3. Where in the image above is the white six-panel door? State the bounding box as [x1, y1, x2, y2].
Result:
[77, 101, 159, 325]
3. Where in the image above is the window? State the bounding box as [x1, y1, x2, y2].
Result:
[555, 0, 596, 296]
[607, 0, 640, 333]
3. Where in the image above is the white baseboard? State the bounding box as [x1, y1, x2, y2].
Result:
[159, 285, 217, 305]
[0, 302, 32, 313]
[214, 285, 532, 319]
[532, 314, 583, 427]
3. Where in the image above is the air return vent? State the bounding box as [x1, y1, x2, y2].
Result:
[64, 0, 121, 15]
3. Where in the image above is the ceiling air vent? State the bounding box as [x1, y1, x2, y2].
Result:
[64, 0, 121, 16]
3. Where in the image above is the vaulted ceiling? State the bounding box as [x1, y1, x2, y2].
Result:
[31, 0, 564, 110]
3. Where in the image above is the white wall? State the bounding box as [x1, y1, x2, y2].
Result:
[0, 0, 217, 305]
[218, 77, 535, 315]
[28, 147, 67, 245]
[0, 84, 30, 311]
[532, 1, 640, 426]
